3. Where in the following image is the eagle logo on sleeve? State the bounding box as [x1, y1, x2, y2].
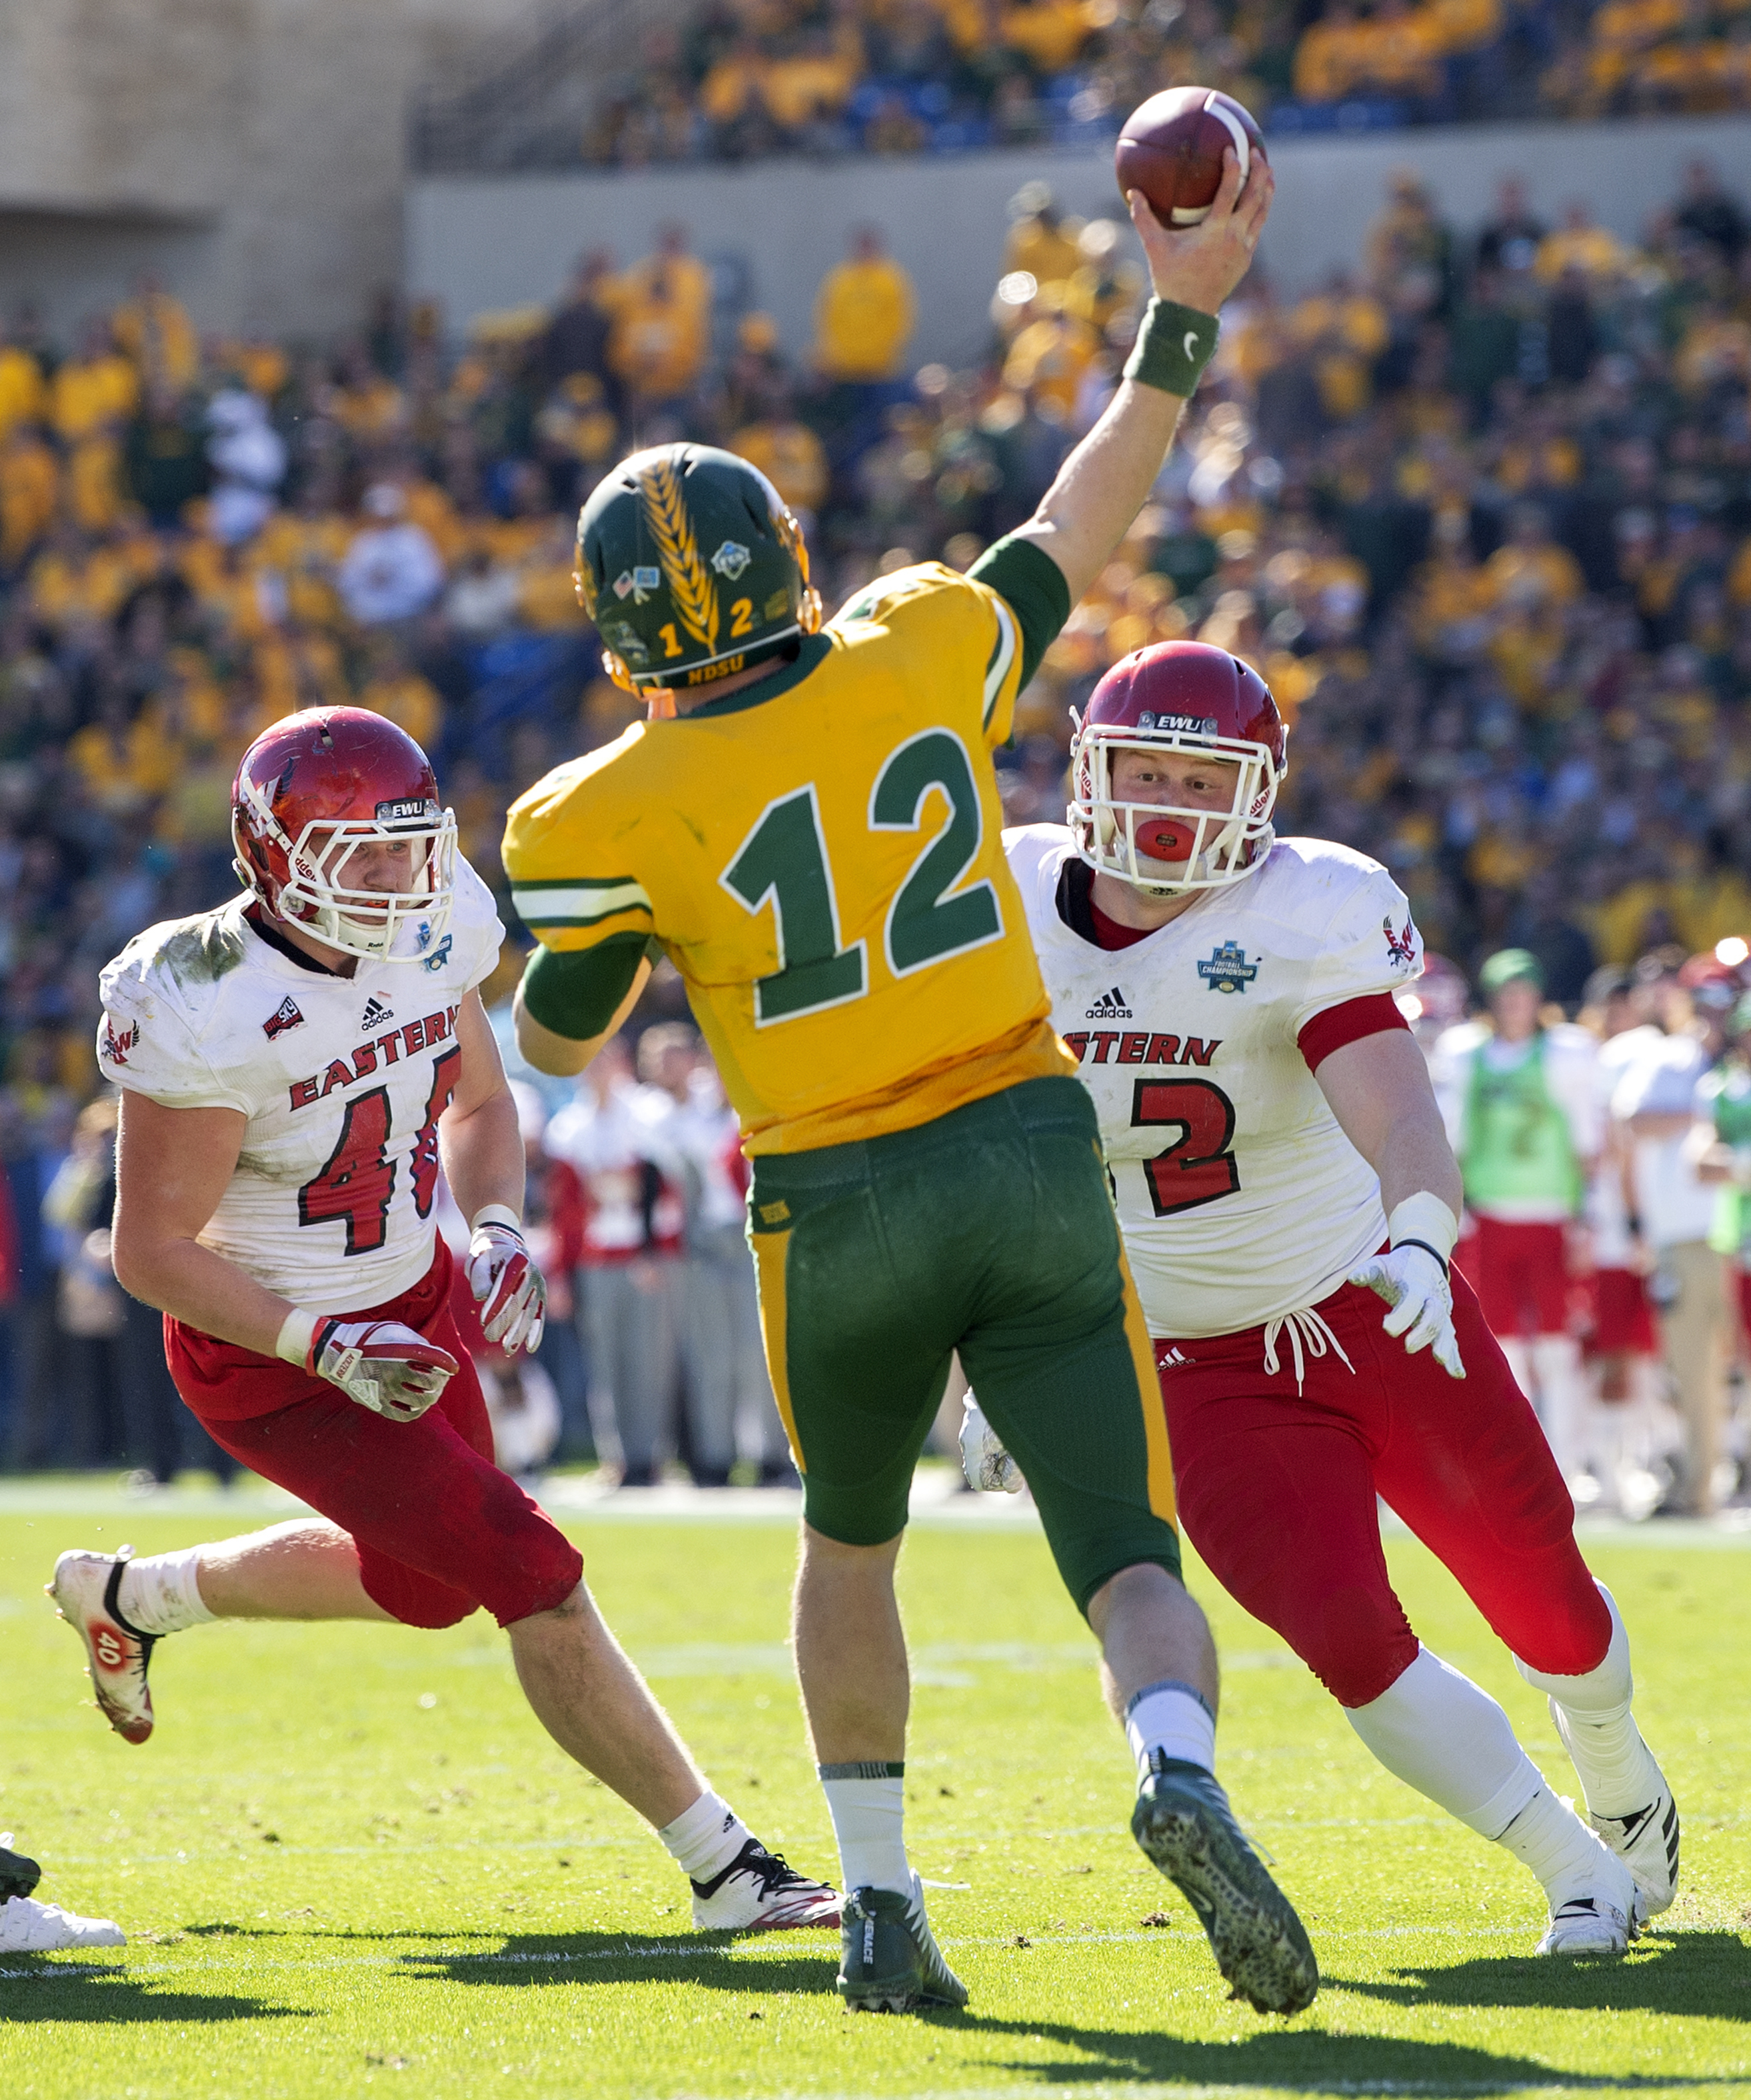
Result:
[101, 1016, 140, 1065]
[1384, 914, 1418, 970]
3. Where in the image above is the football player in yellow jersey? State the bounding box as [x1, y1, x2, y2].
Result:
[505, 152, 1318, 2019]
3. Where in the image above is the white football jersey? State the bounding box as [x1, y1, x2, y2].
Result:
[97, 860, 505, 1316]
[1006, 825, 1423, 1339]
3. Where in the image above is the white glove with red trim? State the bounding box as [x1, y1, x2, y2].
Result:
[308, 1318, 459, 1422]
[465, 1210, 547, 1354]
[958, 1394, 1024, 1494]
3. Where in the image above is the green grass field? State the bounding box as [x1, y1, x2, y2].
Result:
[3, 1481, 1748, 2099]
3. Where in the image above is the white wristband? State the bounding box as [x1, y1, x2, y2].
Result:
[470, 1203, 523, 1235]
[275, 1306, 319, 1368]
[1386, 1192, 1460, 1264]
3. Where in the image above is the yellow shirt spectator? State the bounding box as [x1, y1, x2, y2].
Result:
[50, 350, 139, 443]
[68, 707, 178, 813]
[27, 537, 133, 631]
[702, 47, 767, 123]
[517, 524, 594, 632]
[0, 429, 59, 566]
[1002, 214, 1082, 291]
[610, 243, 713, 401]
[1482, 537, 1585, 611]
[1535, 219, 1632, 282]
[1636, 37, 1731, 105]
[1294, 6, 1368, 99]
[1427, 0, 1501, 53]
[814, 241, 916, 383]
[112, 287, 200, 390]
[327, 371, 406, 443]
[0, 346, 47, 441]
[731, 419, 831, 514]
[67, 437, 128, 536]
[761, 45, 857, 128]
[1290, 286, 1390, 359]
[1000, 0, 1092, 73]
[1592, 0, 1683, 49]
[1354, 1, 1441, 92]
[357, 667, 442, 748]
[1002, 308, 1100, 417]
[1590, 878, 1672, 966]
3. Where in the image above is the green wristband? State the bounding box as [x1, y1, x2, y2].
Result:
[1123, 297, 1220, 398]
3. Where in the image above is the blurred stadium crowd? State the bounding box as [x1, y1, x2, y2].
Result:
[575, 0, 1751, 169]
[0, 148, 1747, 1510]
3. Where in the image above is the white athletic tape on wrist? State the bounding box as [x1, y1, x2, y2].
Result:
[275, 1306, 319, 1368]
[470, 1203, 523, 1235]
[1386, 1192, 1460, 1265]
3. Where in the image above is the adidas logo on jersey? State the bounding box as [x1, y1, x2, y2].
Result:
[262, 995, 304, 1039]
[360, 996, 395, 1032]
[1085, 985, 1133, 1018]
[1157, 1346, 1192, 1368]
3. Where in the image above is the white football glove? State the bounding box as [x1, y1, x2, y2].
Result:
[309, 1318, 459, 1422]
[958, 1394, 1024, 1493]
[465, 1219, 547, 1354]
[1348, 1245, 1466, 1381]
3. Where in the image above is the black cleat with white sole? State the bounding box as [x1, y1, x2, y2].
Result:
[1132, 1756, 1319, 2015]
[0, 1844, 42, 1900]
[837, 1875, 968, 2014]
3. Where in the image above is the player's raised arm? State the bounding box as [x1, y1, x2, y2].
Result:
[1005, 149, 1272, 610]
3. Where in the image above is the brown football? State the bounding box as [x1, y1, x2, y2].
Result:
[1114, 87, 1266, 227]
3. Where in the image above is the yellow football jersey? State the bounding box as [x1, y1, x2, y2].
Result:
[504, 563, 1072, 1153]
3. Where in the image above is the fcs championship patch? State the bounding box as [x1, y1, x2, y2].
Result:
[1198, 940, 1258, 994]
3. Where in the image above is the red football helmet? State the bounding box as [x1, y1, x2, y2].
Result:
[231, 708, 458, 964]
[1070, 641, 1286, 893]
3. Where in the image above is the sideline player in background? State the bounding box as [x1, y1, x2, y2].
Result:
[983, 641, 1676, 1956]
[506, 155, 1320, 2016]
[50, 708, 838, 1935]
[1574, 967, 1668, 1512]
[1430, 951, 1600, 1494]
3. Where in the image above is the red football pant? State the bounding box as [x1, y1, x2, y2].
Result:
[1581, 1266, 1658, 1360]
[1453, 1216, 1570, 1338]
[165, 1240, 583, 1629]
[1157, 1268, 1610, 1709]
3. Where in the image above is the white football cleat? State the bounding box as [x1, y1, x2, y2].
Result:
[1536, 1893, 1632, 1956]
[1548, 1697, 1680, 1917]
[690, 1840, 841, 1932]
[48, 1547, 156, 1744]
[0, 1896, 125, 1952]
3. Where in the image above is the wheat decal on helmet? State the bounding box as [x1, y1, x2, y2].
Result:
[639, 456, 719, 652]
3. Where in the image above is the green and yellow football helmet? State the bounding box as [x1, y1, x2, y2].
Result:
[575, 443, 823, 706]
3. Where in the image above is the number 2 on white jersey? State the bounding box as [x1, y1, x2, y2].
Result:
[1132, 1076, 1241, 1216]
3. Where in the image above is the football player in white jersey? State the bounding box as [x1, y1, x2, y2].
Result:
[981, 642, 1676, 1955]
[47, 708, 837, 1935]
